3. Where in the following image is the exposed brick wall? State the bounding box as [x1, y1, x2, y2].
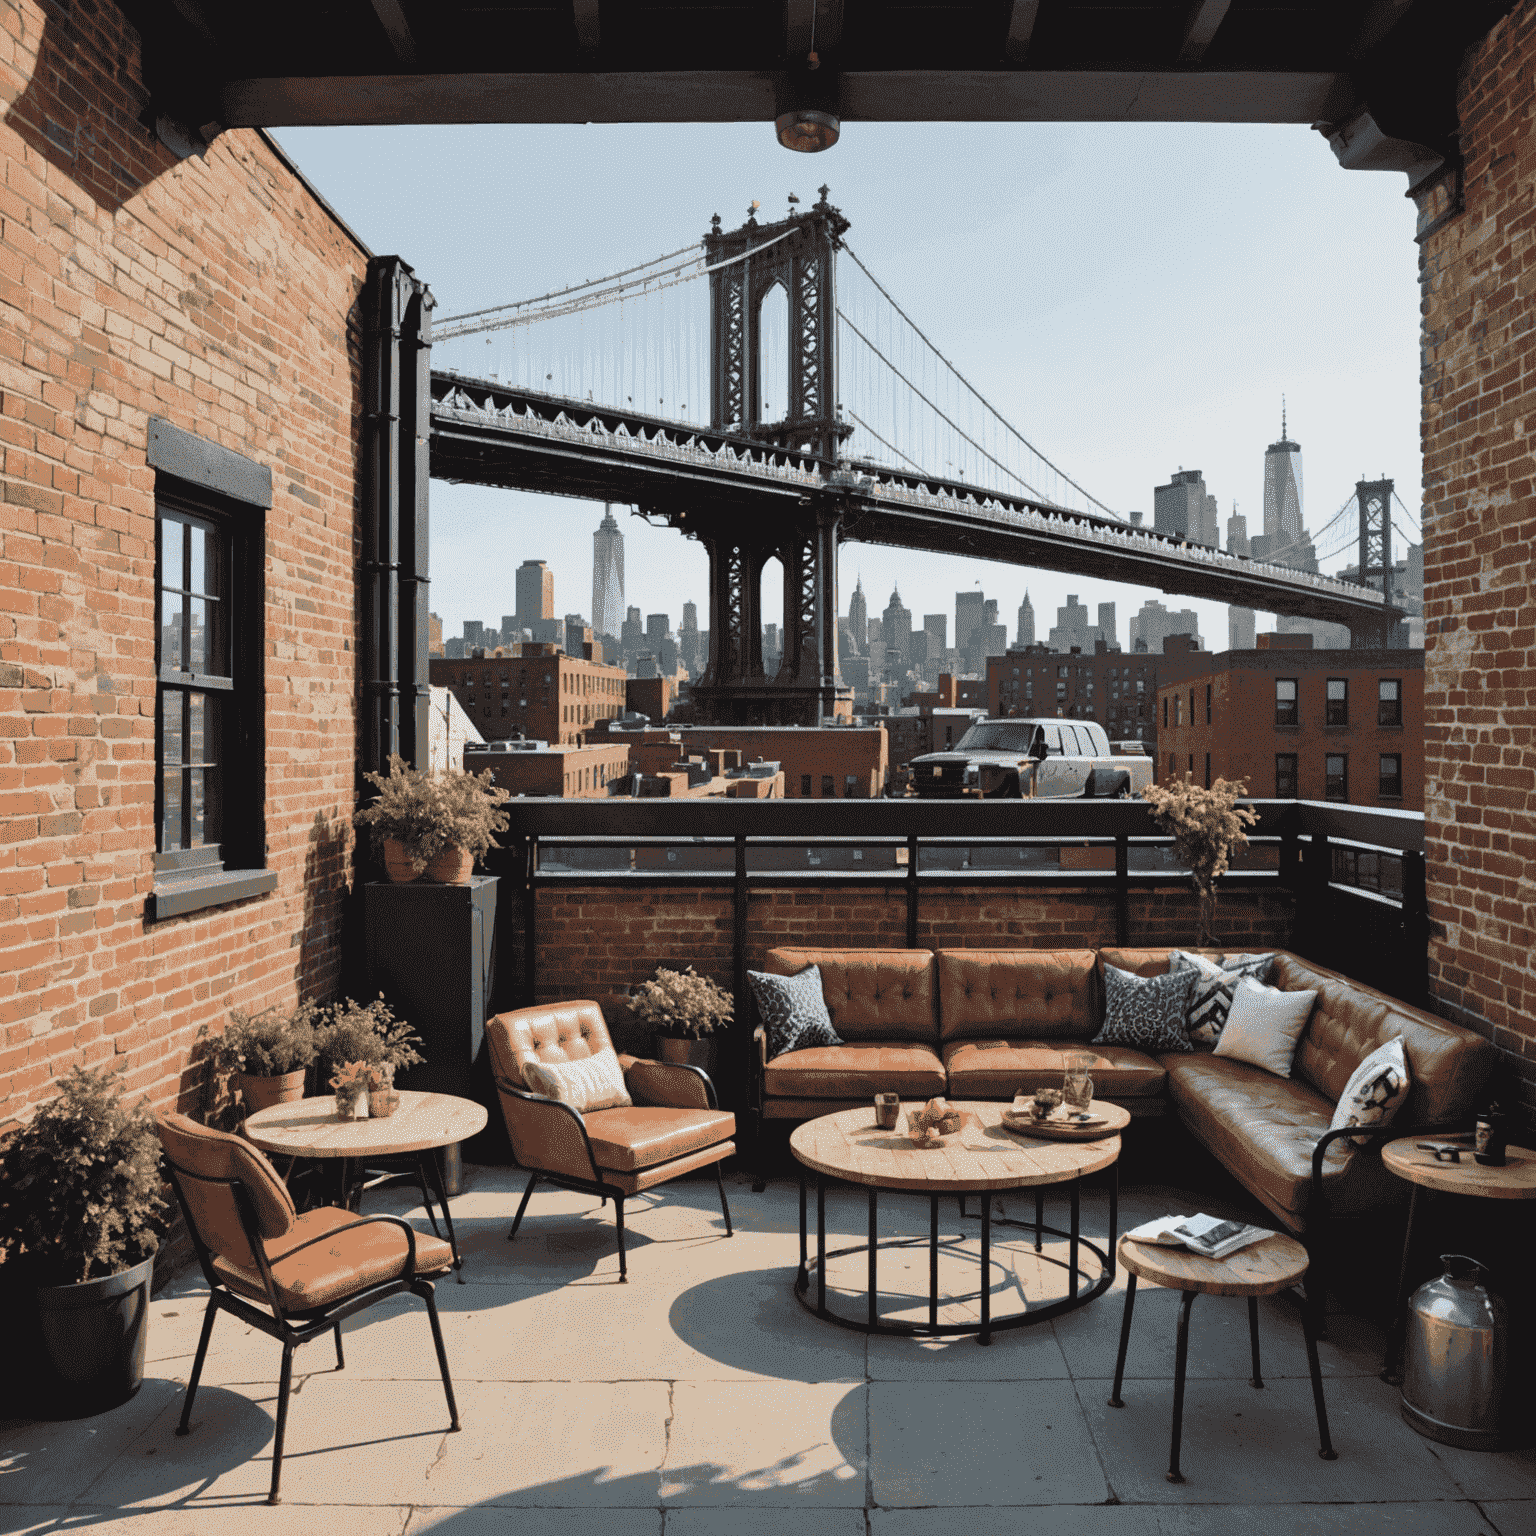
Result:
[0, 1, 367, 1127]
[1420, 0, 1536, 1123]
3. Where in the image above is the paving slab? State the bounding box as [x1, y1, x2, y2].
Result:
[874, 1503, 1507, 1535]
[666, 1510, 870, 1535]
[407, 1509, 659, 1535]
[1484, 1501, 1536, 1536]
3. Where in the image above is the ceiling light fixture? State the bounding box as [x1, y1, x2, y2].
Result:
[775, 108, 840, 152]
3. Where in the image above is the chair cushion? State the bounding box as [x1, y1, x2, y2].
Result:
[212, 1206, 455, 1311]
[486, 1001, 615, 1089]
[766, 949, 936, 1042]
[595, 1139, 736, 1195]
[1092, 964, 1196, 1053]
[583, 1106, 735, 1173]
[523, 1047, 632, 1111]
[748, 965, 843, 1060]
[763, 1041, 947, 1099]
[942, 1040, 1166, 1099]
[1162, 1053, 1401, 1228]
[937, 949, 1100, 1043]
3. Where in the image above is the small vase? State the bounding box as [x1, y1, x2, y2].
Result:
[424, 845, 474, 884]
[368, 1088, 400, 1118]
[383, 838, 423, 884]
[335, 1086, 371, 1120]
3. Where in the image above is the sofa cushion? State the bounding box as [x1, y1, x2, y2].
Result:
[763, 1041, 947, 1098]
[1162, 1053, 1401, 1228]
[1171, 951, 1276, 1047]
[767, 949, 936, 1042]
[1093, 963, 1196, 1053]
[937, 949, 1100, 1042]
[584, 1106, 736, 1173]
[1329, 1037, 1411, 1147]
[748, 965, 843, 1060]
[1211, 978, 1317, 1077]
[943, 1039, 1166, 1099]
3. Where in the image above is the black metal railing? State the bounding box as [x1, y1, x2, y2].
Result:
[481, 798, 1428, 1018]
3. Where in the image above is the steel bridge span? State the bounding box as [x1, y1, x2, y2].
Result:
[429, 371, 1400, 644]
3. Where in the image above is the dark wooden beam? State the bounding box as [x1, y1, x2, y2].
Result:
[1005, 0, 1041, 63]
[369, 0, 419, 66]
[573, 0, 601, 51]
[1177, 0, 1232, 63]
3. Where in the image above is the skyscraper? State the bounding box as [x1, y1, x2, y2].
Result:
[1262, 402, 1304, 550]
[882, 586, 912, 660]
[515, 560, 554, 632]
[848, 576, 867, 652]
[1154, 469, 1219, 548]
[591, 505, 624, 639]
[1016, 591, 1035, 648]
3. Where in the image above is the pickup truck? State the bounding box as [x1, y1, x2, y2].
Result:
[907, 717, 1155, 800]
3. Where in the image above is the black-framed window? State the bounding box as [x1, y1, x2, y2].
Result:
[1379, 678, 1402, 726]
[1379, 753, 1403, 799]
[1204, 752, 1211, 789]
[1276, 678, 1298, 726]
[1276, 753, 1297, 798]
[148, 418, 273, 919]
[820, 774, 834, 797]
[1325, 753, 1348, 801]
[1326, 677, 1348, 726]
[800, 773, 812, 796]
[1205, 684, 1212, 724]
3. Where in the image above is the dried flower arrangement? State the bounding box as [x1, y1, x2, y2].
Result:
[353, 753, 511, 876]
[628, 965, 734, 1040]
[314, 995, 425, 1082]
[1140, 774, 1259, 948]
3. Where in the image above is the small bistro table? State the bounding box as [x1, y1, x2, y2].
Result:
[788, 1099, 1128, 1343]
[1109, 1230, 1336, 1484]
[244, 1090, 488, 1282]
[1379, 1136, 1536, 1380]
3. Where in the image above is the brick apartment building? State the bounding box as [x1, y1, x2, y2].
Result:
[466, 740, 632, 799]
[1155, 641, 1425, 809]
[674, 727, 888, 798]
[987, 644, 1161, 754]
[430, 645, 628, 745]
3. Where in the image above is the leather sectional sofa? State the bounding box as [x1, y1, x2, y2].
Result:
[750, 946, 1499, 1242]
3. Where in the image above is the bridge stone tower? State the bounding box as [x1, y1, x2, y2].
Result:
[688, 189, 854, 726]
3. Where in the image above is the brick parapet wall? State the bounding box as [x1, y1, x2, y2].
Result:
[1420, 0, 1536, 1124]
[0, 1, 366, 1127]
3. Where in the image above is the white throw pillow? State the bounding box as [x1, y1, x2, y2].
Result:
[1329, 1037, 1411, 1146]
[522, 1047, 633, 1112]
[1211, 977, 1318, 1078]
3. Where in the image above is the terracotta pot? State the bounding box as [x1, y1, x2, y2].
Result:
[424, 845, 474, 884]
[657, 1034, 717, 1075]
[383, 838, 423, 883]
[239, 1068, 307, 1114]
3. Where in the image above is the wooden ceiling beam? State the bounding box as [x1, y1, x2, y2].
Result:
[1005, 1, 1041, 64]
[368, 0, 418, 66]
[1177, 0, 1232, 64]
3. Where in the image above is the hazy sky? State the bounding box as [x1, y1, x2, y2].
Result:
[274, 118, 1423, 652]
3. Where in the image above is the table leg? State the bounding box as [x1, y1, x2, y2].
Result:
[796, 1174, 808, 1294]
[1167, 1289, 1197, 1483]
[868, 1186, 879, 1331]
[816, 1174, 826, 1317]
[420, 1148, 466, 1282]
[1035, 1188, 1044, 1253]
[1303, 1294, 1339, 1461]
[1248, 1295, 1264, 1388]
[1108, 1271, 1137, 1407]
[929, 1193, 940, 1333]
[1381, 1183, 1422, 1383]
[1069, 1180, 1080, 1301]
[979, 1192, 992, 1346]
[1108, 1162, 1119, 1282]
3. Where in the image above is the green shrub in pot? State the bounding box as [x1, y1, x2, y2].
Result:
[314, 995, 426, 1086]
[200, 1004, 321, 1118]
[353, 753, 510, 880]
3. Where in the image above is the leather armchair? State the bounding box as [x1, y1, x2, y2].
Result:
[156, 1112, 461, 1506]
[486, 1001, 736, 1280]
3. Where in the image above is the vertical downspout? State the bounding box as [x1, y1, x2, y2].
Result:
[399, 275, 434, 769]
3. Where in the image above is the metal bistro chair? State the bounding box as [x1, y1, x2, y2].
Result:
[487, 1002, 736, 1281]
[156, 1112, 462, 1505]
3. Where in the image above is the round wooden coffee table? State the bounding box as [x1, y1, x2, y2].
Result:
[244, 1090, 488, 1281]
[1110, 1231, 1336, 1483]
[789, 1100, 1128, 1343]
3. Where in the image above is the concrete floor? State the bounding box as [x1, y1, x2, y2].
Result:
[3, 1164, 1533, 1534]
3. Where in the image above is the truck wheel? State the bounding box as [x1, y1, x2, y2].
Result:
[983, 774, 1023, 799]
[1085, 769, 1131, 799]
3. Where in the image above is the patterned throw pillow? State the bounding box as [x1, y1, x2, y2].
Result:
[522, 1047, 633, 1113]
[1092, 963, 1198, 1054]
[1171, 951, 1276, 1047]
[1329, 1037, 1411, 1146]
[748, 964, 844, 1061]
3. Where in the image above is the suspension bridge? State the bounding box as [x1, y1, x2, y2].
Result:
[423, 189, 1403, 724]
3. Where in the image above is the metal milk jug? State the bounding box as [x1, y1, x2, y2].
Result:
[1401, 1254, 1508, 1449]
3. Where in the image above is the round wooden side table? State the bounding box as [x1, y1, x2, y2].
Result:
[1109, 1231, 1337, 1483]
[1379, 1138, 1536, 1380]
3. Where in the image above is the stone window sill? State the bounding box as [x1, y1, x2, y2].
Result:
[150, 867, 278, 920]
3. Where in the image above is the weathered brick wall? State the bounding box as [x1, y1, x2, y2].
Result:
[1420, 0, 1536, 1123]
[0, 1, 366, 1126]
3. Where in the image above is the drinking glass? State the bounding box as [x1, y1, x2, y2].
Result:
[1062, 1052, 1095, 1111]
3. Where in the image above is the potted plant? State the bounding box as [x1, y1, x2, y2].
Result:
[314, 995, 426, 1089]
[200, 1004, 320, 1116]
[353, 752, 510, 884]
[1140, 774, 1259, 948]
[629, 965, 734, 1072]
[0, 1063, 165, 1418]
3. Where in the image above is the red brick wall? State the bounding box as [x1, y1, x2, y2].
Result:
[0, 1, 367, 1127]
[1421, 1, 1536, 1121]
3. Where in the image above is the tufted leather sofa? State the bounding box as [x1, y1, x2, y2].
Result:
[752, 946, 1499, 1240]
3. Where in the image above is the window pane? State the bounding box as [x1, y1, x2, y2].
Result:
[189, 767, 206, 845]
[161, 767, 183, 851]
[161, 690, 184, 765]
[189, 596, 208, 672]
[187, 691, 208, 764]
[161, 587, 184, 672]
[162, 516, 184, 585]
[1326, 679, 1346, 701]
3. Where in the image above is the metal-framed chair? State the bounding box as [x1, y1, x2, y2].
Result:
[487, 1002, 736, 1281]
[155, 1112, 462, 1505]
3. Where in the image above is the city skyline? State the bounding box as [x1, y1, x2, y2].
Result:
[271, 119, 1422, 651]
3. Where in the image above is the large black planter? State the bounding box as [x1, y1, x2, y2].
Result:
[34, 1254, 154, 1419]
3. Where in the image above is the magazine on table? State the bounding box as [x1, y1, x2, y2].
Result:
[1125, 1212, 1273, 1260]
